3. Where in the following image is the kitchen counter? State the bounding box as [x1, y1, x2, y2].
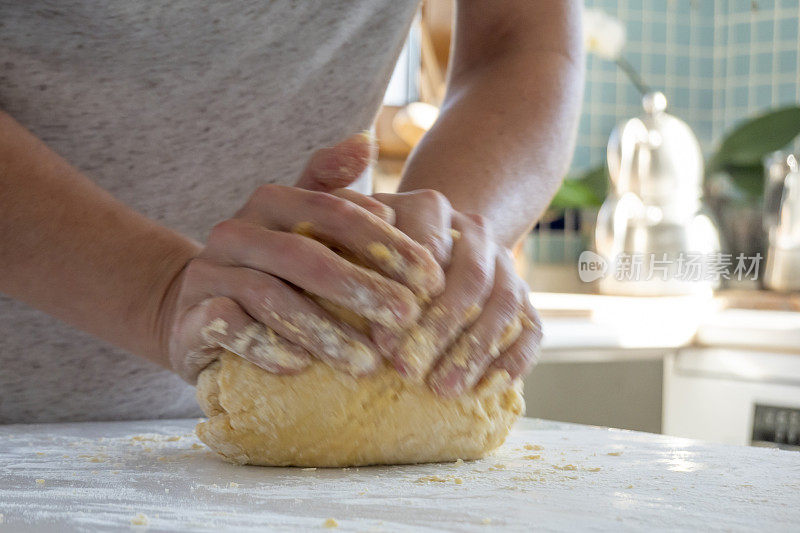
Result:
[534, 292, 718, 356]
[534, 291, 800, 357]
[2, 418, 798, 532]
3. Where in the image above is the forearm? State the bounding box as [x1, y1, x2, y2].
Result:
[0, 111, 200, 364]
[398, 0, 584, 247]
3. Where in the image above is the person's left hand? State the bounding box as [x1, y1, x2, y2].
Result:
[295, 135, 542, 397]
[364, 190, 543, 397]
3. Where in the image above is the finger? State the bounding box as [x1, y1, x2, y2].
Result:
[187, 259, 381, 376]
[487, 295, 544, 381]
[200, 219, 420, 327]
[294, 131, 376, 192]
[329, 188, 395, 224]
[427, 252, 524, 397]
[373, 190, 454, 265]
[389, 213, 496, 380]
[235, 186, 444, 298]
[369, 189, 454, 350]
[174, 296, 311, 384]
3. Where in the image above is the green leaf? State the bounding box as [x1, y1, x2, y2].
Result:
[580, 164, 610, 200]
[549, 164, 609, 210]
[549, 181, 601, 209]
[708, 106, 800, 174]
[723, 164, 765, 199]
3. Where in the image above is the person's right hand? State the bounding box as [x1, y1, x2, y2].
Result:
[160, 133, 445, 383]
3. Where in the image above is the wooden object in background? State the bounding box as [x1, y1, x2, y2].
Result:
[419, 0, 453, 105]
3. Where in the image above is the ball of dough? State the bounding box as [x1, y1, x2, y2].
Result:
[196, 351, 524, 467]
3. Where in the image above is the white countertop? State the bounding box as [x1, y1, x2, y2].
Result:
[533, 292, 800, 355]
[2, 418, 798, 532]
[534, 292, 718, 356]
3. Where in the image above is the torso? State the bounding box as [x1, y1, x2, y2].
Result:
[0, 0, 419, 423]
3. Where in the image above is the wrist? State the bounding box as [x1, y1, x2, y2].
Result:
[129, 231, 201, 367]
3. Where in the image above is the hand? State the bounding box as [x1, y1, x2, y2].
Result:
[160, 133, 444, 383]
[365, 190, 543, 397]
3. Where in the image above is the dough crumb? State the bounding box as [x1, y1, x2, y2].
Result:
[523, 454, 541, 460]
[416, 475, 449, 483]
[366, 242, 395, 264]
[36, 452, 46, 456]
[585, 467, 602, 472]
[524, 444, 543, 451]
[554, 464, 577, 471]
[166, 436, 181, 441]
[323, 517, 338, 528]
[302, 467, 317, 471]
[35, 479, 45, 485]
[293, 221, 315, 238]
[130, 513, 149, 526]
[626, 484, 634, 489]
[607, 451, 623, 456]
[416, 474, 464, 484]
[228, 482, 239, 488]
[191, 443, 204, 450]
[482, 518, 492, 525]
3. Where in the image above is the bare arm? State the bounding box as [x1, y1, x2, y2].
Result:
[0, 110, 199, 362]
[398, 0, 584, 247]
[365, 1, 581, 395]
[0, 113, 441, 381]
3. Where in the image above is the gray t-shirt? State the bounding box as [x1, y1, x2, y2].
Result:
[0, 0, 419, 423]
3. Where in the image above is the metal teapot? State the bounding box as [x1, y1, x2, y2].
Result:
[764, 152, 800, 291]
[595, 92, 721, 295]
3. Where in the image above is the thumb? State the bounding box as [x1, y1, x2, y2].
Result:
[294, 131, 377, 191]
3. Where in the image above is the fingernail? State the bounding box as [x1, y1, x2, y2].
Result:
[428, 369, 465, 399]
[200, 318, 229, 344]
[339, 338, 379, 375]
[373, 326, 402, 357]
[476, 369, 514, 393]
[394, 325, 438, 380]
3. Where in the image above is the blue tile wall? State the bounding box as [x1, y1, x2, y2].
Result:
[574, 0, 800, 173]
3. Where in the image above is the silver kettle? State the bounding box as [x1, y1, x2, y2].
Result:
[764, 152, 800, 291]
[595, 92, 721, 295]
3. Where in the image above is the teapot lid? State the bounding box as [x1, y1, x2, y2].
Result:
[607, 91, 704, 201]
[642, 91, 668, 115]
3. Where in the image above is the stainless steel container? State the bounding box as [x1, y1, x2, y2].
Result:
[764, 152, 800, 291]
[595, 92, 721, 295]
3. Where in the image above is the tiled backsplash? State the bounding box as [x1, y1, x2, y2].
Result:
[574, 0, 800, 172]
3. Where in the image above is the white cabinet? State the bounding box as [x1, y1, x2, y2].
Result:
[663, 348, 800, 447]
